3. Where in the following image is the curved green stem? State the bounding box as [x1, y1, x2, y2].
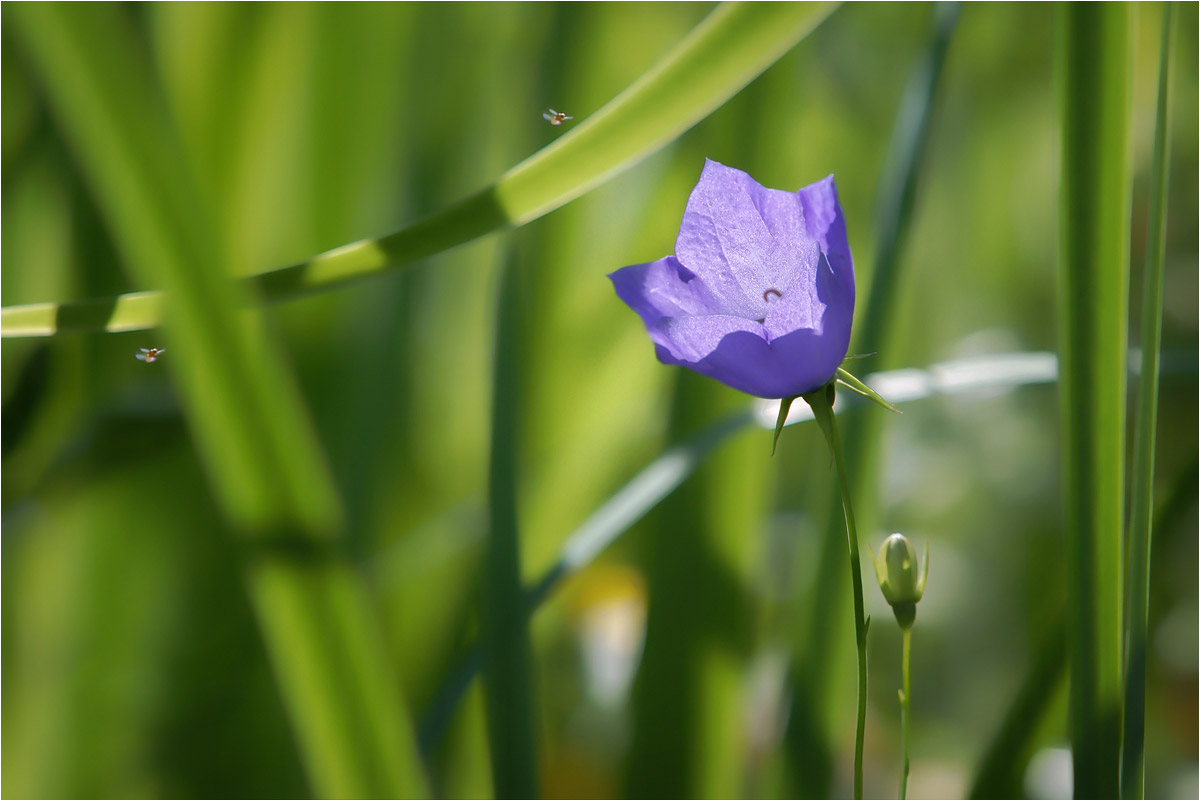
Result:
[804, 385, 868, 800]
[900, 627, 912, 800]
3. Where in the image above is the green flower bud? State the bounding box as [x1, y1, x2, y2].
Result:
[870, 533, 928, 630]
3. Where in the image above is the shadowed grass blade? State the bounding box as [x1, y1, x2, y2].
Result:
[1056, 5, 1131, 796]
[481, 253, 539, 797]
[1, 1, 838, 337]
[1121, 4, 1176, 798]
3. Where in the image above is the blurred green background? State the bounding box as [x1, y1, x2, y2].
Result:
[2, 3, 1196, 798]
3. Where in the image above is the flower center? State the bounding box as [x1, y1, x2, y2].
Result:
[763, 288, 782, 302]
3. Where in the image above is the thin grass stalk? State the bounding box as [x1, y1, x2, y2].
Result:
[1056, 5, 1131, 797]
[481, 253, 539, 798]
[1121, 4, 1176, 797]
[7, 6, 427, 796]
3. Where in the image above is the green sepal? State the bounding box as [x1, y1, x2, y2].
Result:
[836, 367, 901, 414]
[771, 395, 799, 455]
[917, 536, 930, 597]
[866, 536, 887, 588]
[892, 601, 917, 631]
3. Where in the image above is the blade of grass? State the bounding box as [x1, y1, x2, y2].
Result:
[7, 6, 426, 796]
[1121, 4, 1176, 798]
[1056, 4, 1131, 796]
[1, 2, 839, 337]
[480, 252, 539, 797]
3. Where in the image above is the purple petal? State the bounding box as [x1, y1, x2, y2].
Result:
[652, 324, 848, 399]
[649, 313, 763, 363]
[675, 160, 821, 321]
[798, 175, 855, 310]
[641, 254, 852, 398]
[608, 256, 722, 330]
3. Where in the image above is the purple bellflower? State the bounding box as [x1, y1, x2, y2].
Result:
[609, 159, 855, 399]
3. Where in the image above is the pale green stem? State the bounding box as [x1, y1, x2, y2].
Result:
[804, 385, 868, 800]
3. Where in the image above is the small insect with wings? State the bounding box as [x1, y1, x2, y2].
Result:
[542, 108, 573, 126]
[136, 347, 165, 363]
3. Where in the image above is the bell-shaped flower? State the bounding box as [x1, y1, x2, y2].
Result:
[609, 159, 855, 399]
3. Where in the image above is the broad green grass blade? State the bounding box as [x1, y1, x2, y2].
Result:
[481, 255, 539, 797]
[1056, 5, 1131, 796]
[7, 6, 426, 797]
[1122, 4, 1176, 798]
[0, 1, 838, 337]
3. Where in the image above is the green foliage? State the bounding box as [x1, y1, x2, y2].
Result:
[3, 4, 1196, 800]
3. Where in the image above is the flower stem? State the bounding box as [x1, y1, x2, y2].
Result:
[804, 384, 868, 800]
[900, 627, 912, 800]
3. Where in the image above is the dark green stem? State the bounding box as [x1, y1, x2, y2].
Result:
[804, 384, 868, 800]
[481, 254, 539, 798]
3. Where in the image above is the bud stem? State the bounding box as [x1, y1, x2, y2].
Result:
[900, 626, 912, 800]
[803, 383, 868, 800]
